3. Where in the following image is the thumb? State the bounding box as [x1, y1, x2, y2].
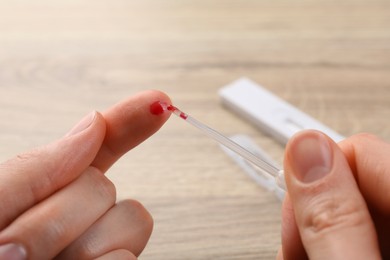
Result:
[284, 130, 380, 259]
[0, 111, 106, 230]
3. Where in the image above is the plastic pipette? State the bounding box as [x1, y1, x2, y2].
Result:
[151, 101, 286, 190]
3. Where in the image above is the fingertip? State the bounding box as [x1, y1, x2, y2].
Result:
[284, 130, 334, 185]
[145, 89, 172, 120]
[84, 111, 107, 141]
[64, 110, 106, 142]
[338, 132, 386, 179]
[104, 89, 172, 124]
[92, 90, 173, 172]
[62, 111, 107, 164]
[147, 89, 172, 105]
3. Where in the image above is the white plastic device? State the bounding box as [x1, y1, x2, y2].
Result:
[219, 78, 344, 144]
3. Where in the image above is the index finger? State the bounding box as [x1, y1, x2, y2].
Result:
[91, 90, 171, 172]
[339, 133, 390, 214]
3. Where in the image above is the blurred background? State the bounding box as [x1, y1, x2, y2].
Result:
[0, 0, 389, 259]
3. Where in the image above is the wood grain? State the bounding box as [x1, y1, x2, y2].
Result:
[0, 0, 389, 259]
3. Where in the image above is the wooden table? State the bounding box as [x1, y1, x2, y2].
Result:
[0, 1, 389, 259]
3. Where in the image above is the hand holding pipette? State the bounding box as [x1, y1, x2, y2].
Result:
[150, 99, 390, 258]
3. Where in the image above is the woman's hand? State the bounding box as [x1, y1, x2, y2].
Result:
[278, 131, 390, 259]
[0, 90, 171, 259]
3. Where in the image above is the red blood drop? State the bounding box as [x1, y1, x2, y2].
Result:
[167, 105, 176, 111]
[150, 101, 165, 115]
[180, 112, 188, 119]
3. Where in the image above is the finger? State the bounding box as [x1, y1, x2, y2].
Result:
[0, 112, 106, 229]
[339, 133, 390, 257]
[339, 133, 390, 213]
[0, 167, 116, 259]
[91, 90, 171, 172]
[276, 246, 283, 260]
[56, 200, 153, 259]
[280, 195, 307, 260]
[95, 249, 137, 260]
[284, 130, 381, 259]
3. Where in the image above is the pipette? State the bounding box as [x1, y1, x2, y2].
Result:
[150, 101, 286, 191]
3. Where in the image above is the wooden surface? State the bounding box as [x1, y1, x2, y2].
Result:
[0, 1, 389, 259]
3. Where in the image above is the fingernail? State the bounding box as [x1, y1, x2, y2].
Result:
[0, 243, 27, 260]
[66, 111, 96, 137]
[289, 132, 333, 183]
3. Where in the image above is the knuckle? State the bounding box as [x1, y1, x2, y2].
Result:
[116, 200, 153, 256]
[119, 199, 153, 230]
[86, 167, 116, 203]
[303, 196, 366, 235]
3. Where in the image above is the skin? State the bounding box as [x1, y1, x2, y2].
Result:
[0, 90, 171, 259]
[278, 131, 390, 259]
[1, 90, 389, 259]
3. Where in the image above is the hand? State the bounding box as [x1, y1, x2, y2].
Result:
[0, 90, 171, 259]
[278, 131, 390, 260]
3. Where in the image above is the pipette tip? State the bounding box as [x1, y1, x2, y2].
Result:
[150, 101, 188, 119]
